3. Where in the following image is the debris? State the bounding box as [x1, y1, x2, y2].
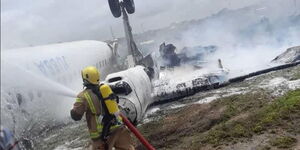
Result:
[272, 46, 300, 63]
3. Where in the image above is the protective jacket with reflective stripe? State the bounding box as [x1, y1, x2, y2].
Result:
[70, 86, 121, 139]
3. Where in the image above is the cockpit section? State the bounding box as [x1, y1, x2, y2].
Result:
[110, 81, 132, 95]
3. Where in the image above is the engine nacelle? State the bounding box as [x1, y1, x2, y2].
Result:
[105, 65, 153, 124]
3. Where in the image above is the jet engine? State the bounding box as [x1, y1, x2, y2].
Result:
[105, 65, 153, 124]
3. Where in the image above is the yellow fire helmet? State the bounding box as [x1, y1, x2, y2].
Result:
[81, 66, 100, 85]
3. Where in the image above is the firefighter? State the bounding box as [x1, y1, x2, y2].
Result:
[70, 66, 135, 150]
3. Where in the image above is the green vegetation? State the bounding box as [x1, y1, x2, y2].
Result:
[270, 136, 297, 148]
[199, 89, 300, 146]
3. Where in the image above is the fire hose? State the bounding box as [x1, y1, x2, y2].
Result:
[119, 113, 156, 150]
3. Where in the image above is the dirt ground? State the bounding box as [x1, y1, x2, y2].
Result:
[136, 65, 300, 150]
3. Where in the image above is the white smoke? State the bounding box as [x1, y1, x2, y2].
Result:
[2, 0, 298, 49]
[177, 2, 300, 77]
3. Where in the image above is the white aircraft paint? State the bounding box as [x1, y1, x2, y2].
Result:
[105, 65, 153, 124]
[1, 40, 120, 136]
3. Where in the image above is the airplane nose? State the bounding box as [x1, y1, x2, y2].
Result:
[118, 97, 137, 124]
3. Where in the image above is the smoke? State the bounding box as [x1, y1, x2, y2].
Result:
[177, 2, 300, 77]
[139, 0, 299, 80]
[3, 0, 298, 49]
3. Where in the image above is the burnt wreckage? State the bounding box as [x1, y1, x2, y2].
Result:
[154, 43, 228, 105]
[159, 43, 217, 69]
[152, 47, 300, 106]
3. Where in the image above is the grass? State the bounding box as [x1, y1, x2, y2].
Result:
[270, 136, 297, 148]
[199, 89, 300, 146]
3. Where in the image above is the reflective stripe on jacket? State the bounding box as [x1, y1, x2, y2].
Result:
[71, 87, 122, 139]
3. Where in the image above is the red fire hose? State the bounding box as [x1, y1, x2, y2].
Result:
[119, 113, 156, 150]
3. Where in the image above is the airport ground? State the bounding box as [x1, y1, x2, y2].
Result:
[33, 65, 300, 150]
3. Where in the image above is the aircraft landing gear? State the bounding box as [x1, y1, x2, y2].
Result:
[108, 0, 121, 18]
[123, 0, 135, 14]
[108, 0, 135, 18]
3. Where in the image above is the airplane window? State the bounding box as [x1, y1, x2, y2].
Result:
[108, 77, 122, 83]
[110, 81, 132, 95]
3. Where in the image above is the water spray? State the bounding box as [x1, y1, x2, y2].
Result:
[1, 60, 77, 98]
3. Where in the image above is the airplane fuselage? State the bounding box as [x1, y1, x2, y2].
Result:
[1, 40, 120, 135]
[2, 40, 116, 86]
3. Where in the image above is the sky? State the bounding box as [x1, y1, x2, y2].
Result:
[2, 0, 295, 49]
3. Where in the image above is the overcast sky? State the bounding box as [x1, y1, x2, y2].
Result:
[1, 0, 298, 49]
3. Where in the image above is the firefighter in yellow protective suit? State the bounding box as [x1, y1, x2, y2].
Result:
[70, 66, 135, 150]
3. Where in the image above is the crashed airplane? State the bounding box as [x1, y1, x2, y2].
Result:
[1, 0, 157, 137]
[1, 0, 229, 141]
